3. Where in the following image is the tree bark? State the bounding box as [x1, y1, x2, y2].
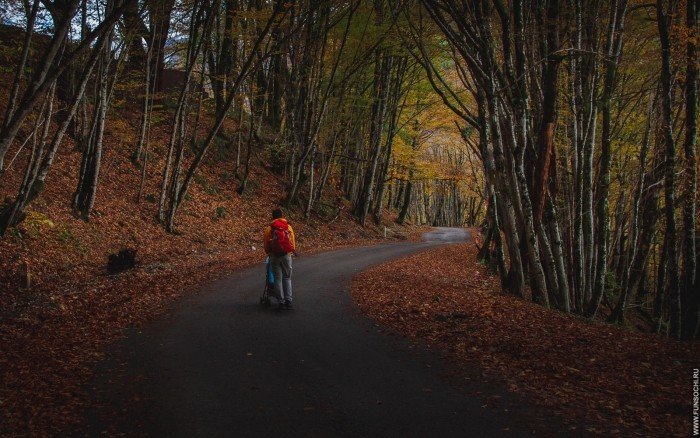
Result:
[587, 0, 628, 318]
[681, 0, 698, 339]
[657, 0, 682, 338]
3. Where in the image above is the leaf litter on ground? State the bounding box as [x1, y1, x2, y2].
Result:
[351, 236, 697, 437]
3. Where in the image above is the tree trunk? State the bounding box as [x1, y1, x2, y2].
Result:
[587, 0, 628, 318]
[357, 52, 392, 225]
[681, 0, 698, 339]
[0, 0, 130, 170]
[657, 0, 682, 338]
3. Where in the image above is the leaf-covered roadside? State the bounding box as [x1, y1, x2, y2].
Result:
[351, 238, 697, 437]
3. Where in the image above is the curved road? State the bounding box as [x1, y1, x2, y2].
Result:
[88, 228, 525, 437]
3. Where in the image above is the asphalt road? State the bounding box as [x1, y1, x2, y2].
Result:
[87, 227, 526, 437]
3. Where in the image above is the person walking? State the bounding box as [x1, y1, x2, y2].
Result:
[263, 208, 296, 310]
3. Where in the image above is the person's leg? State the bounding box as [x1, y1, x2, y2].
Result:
[281, 254, 293, 303]
[266, 257, 275, 285]
[270, 255, 284, 303]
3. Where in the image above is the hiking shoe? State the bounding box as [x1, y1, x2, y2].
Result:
[278, 301, 286, 311]
[285, 301, 293, 310]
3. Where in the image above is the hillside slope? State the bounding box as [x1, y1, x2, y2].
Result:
[0, 104, 422, 433]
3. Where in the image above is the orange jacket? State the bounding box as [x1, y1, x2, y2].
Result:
[263, 218, 296, 254]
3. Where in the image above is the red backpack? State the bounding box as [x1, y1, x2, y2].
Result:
[270, 219, 293, 255]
